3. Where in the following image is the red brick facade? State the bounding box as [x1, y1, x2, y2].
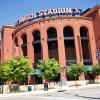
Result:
[0, 5, 100, 80]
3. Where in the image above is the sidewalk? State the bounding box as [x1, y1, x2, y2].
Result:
[0, 88, 58, 98]
[0, 83, 100, 98]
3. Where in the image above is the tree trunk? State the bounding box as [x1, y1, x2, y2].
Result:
[97, 75, 99, 83]
[75, 80, 77, 85]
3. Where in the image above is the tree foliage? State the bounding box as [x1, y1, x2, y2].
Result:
[36, 59, 60, 81]
[84, 65, 100, 80]
[92, 65, 100, 82]
[84, 66, 93, 75]
[0, 56, 33, 84]
[67, 64, 84, 81]
[92, 65, 100, 76]
[0, 62, 10, 84]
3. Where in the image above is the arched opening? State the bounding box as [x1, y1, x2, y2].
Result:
[14, 37, 19, 56]
[14, 37, 18, 47]
[47, 27, 59, 60]
[80, 26, 92, 65]
[21, 34, 27, 56]
[32, 30, 41, 62]
[63, 26, 76, 65]
[32, 30, 42, 85]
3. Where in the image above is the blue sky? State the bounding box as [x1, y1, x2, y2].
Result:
[0, 0, 100, 26]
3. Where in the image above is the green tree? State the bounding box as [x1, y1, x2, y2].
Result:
[0, 62, 11, 93]
[0, 56, 33, 93]
[92, 65, 100, 83]
[84, 66, 93, 80]
[36, 59, 60, 82]
[67, 64, 84, 85]
[0, 62, 10, 84]
[7, 56, 33, 84]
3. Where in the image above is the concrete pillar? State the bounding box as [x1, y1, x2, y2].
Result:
[26, 30, 34, 63]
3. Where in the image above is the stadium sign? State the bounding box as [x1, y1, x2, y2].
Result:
[16, 8, 82, 26]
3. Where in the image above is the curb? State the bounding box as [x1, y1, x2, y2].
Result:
[0, 89, 58, 98]
[0, 84, 100, 98]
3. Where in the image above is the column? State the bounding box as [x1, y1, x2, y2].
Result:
[18, 35, 23, 56]
[74, 24, 83, 65]
[56, 24, 66, 86]
[88, 25, 98, 65]
[27, 30, 34, 63]
[13, 37, 19, 58]
[74, 23, 84, 80]
[12, 38, 15, 58]
[40, 26, 49, 61]
[56, 25, 66, 67]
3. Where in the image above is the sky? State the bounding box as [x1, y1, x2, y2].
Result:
[0, 0, 100, 27]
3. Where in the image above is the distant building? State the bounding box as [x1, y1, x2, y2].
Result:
[0, 5, 100, 80]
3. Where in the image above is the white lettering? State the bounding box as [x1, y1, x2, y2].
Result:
[65, 8, 73, 14]
[47, 9, 53, 15]
[57, 8, 66, 13]
[52, 9, 58, 14]
[39, 10, 47, 16]
[16, 8, 82, 25]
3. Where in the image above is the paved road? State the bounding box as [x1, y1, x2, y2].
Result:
[0, 86, 100, 100]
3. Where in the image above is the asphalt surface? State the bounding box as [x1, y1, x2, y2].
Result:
[0, 86, 100, 100]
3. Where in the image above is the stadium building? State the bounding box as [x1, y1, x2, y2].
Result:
[0, 5, 100, 82]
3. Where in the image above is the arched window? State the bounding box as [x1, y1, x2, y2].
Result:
[14, 37, 19, 56]
[32, 30, 41, 62]
[21, 34, 27, 44]
[47, 27, 59, 60]
[21, 34, 27, 56]
[80, 26, 92, 65]
[63, 26, 76, 64]
[14, 37, 18, 47]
